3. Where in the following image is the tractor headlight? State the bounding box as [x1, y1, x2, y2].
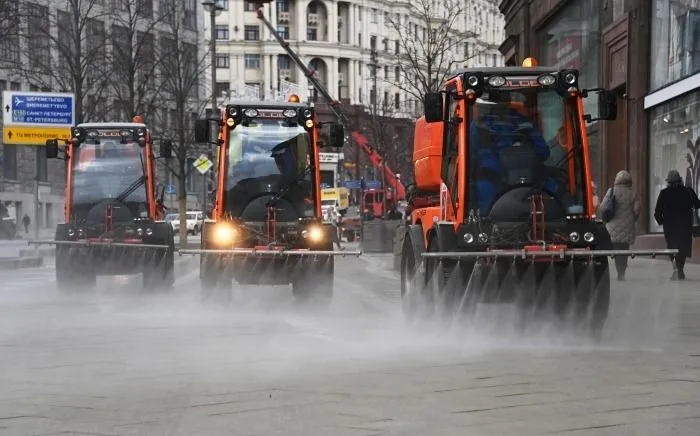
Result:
[302, 225, 324, 242]
[569, 231, 580, 242]
[145, 228, 153, 236]
[478, 233, 488, 243]
[213, 223, 238, 244]
[463, 233, 474, 244]
[137, 228, 144, 236]
[67, 228, 75, 237]
[583, 232, 595, 243]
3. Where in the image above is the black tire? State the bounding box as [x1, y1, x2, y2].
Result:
[55, 247, 96, 293]
[142, 229, 176, 291]
[400, 236, 422, 322]
[200, 254, 232, 305]
[292, 255, 334, 309]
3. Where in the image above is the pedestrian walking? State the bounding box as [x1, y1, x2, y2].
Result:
[325, 206, 344, 250]
[22, 214, 30, 234]
[597, 170, 640, 281]
[654, 169, 700, 280]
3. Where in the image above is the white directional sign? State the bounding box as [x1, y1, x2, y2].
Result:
[193, 154, 213, 175]
[2, 91, 75, 146]
[3, 91, 75, 127]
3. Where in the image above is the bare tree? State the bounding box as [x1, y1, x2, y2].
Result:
[386, 0, 484, 103]
[14, 0, 112, 123]
[157, 0, 208, 244]
[110, 0, 168, 120]
[360, 97, 414, 187]
[0, 1, 20, 69]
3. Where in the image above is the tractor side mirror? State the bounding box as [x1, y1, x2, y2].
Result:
[45, 139, 59, 158]
[423, 92, 444, 123]
[160, 139, 173, 159]
[328, 123, 344, 148]
[194, 119, 210, 143]
[597, 89, 618, 121]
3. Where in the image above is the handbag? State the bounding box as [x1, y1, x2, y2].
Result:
[601, 186, 616, 223]
[687, 188, 700, 237]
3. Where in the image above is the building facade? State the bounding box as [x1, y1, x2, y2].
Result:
[207, 0, 505, 117]
[0, 0, 208, 235]
[644, 0, 700, 233]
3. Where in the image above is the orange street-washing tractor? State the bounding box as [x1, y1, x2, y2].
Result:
[30, 117, 176, 291]
[179, 96, 361, 306]
[401, 59, 676, 334]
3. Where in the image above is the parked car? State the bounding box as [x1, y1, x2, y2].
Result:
[164, 211, 203, 235]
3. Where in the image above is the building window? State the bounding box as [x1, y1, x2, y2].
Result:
[244, 54, 260, 69]
[244, 25, 259, 40]
[278, 55, 291, 70]
[394, 66, 399, 80]
[648, 90, 700, 231]
[394, 93, 400, 109]
[215, 54, 229, 68]
[650, 0, 700, 91]
[371, 8, 377, 23]
[2, 145, 17, 180]
[218, 0, 228, 10]
[307, 28, 317, 40]
[276, 25, 289, 39]
[395, 40, 399, 54]
[277, 0, 290, 13]
[215, 82, 230, 96]
[215, 25, 228, 40]
[244, 0, 257, 12]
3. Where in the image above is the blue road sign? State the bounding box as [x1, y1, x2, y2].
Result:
[365, 180, 382, 189]
[343, 180, 361, 189]
[3, 92, 75, 127]
[165, 184, 176, 194]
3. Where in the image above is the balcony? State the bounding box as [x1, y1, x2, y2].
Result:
[307, 13, 318, 25]
[278, 11, 290, 23]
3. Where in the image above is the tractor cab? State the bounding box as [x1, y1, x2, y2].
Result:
[422, 58, 618, 236]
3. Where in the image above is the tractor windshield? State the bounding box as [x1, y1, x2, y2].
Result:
[225, 118, 314, 221]
[70, 140, 148, 223]
[466, 87, 587, 219]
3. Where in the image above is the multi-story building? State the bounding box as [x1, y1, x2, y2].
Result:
[0, 0, 207, 234]
[206, 0, 505, 116]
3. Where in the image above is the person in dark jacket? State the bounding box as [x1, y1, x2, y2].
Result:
[654, 169, 700, 280]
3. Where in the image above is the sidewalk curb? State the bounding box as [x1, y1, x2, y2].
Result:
[0, 256, 43, 270]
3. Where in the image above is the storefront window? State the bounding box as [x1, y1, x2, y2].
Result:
[648, 90, 700, 231]
[650, 0, 700, 91]
[538, 0, 601, 188]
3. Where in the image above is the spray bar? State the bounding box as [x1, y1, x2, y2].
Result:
[422, 249, 679, 259]
[28, 240, 170, 250]
[179, 249, 362, 257]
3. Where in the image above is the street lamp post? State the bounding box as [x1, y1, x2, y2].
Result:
[201, 0, 224, 213]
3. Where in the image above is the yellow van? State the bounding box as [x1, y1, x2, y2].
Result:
[321, 188, 349, 215]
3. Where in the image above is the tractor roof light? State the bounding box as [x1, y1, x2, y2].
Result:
[243, 108, 259, 118]
[538, 74, 556, 86]
[487, 75, 506, 87]
[288, 94, 300, 103]
[522, 57, 539, 67]
[227, 105, 239, 117]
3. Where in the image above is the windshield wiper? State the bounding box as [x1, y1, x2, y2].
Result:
[265, 166, 313, 207]
[114, 175, 146, 203]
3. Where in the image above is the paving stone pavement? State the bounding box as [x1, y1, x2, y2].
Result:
[0, 254, 699, 435]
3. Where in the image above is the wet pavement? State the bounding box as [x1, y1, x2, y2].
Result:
[0, 246, 699, 435]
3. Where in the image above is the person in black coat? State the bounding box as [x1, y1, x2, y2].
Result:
[654, 169, 700, 280]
